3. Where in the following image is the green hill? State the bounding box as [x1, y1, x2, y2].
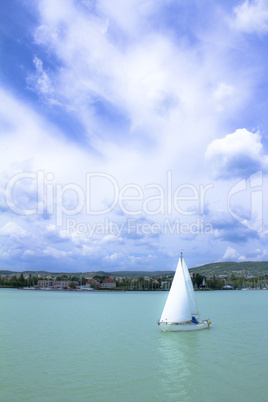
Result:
[85, 270, 174, 278]
[87, 262, 268, 278]
[1, 261, 268, 278]
[189, 261, 268, 277]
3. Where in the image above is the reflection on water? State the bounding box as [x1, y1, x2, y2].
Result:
[158, 332, 200, 401]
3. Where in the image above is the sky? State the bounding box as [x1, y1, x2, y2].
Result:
[1, 0, 268, 272]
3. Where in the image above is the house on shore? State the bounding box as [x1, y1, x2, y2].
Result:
[37, 280, 79, 289]
[100, 277, 116, 289]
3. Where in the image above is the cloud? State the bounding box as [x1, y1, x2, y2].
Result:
[104, 251, 123, 262]
[0, 222, 27, 238]
[209, 209, 259, 243]
[43, 247, 70, 258]
[205, 129, 268, 179]
[30, 0, 248, 161]
[214, 226, 258, 244]
[213, 82, 236, 112]
[1, 1, 268, 270]
[0, 87, 99, 181]
[220, 246, 240, 261]
[249, 248, 268, 261]
[232, 0, 268, 35]
[220, 246, 268, 262]
[97, 0, 159, 37]
[26, 56, 55, 103]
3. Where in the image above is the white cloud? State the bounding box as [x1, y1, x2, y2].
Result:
[205, 129, 268, 179]
[213, 82, 235, 112]
[80, 245, 97, 256]
[0, 88, 99, 182]
[235, 248, 268, 261]
[31, 0, 249, 169]
[250, 248, 268, 261]
[23, 250, 36, 257]
[43, 247, 69, 258]
[219, 245, 268, 263]
[0, 222, 27, 238]
[0, 250, 9, 259]
[220, 246, 240, 261]
[232, 0, 268, 34]
[104, 252, 121, 262]
[97, 0, 160, 36]
[2, 1, 268, 269]
[26, 56, 55, 102]
[102, 235, 123, 243]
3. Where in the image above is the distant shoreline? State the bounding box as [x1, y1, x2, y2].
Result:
[1, 287, 266, 292]
[1, 260, 268, 278]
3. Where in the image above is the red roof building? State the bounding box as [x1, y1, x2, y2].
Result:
[101, 277, 116, 288]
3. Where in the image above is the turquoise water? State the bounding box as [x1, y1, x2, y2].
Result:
[0, 289, 267, 401]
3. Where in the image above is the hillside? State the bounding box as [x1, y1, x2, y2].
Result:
[90, 262, 268, 278]
[189, 261, 268, 277]
[1, 261, 268, 278]
[84, 270, 175, 278]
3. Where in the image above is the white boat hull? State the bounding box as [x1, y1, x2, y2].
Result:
[158, 320, 210, 332]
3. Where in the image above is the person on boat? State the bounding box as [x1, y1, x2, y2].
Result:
[191, 316, 199, 324]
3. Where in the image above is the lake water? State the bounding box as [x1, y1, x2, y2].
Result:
[0, 289, 267, 401]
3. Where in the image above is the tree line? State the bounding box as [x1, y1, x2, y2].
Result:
[0, 272, 267, 290]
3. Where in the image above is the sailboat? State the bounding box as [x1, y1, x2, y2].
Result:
[158, 252, 211, 331]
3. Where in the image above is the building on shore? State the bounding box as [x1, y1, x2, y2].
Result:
[37, 280, 79, 289]
[100, 277, 116, 289]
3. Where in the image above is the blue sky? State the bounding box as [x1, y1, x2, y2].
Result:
[1, 0, 268, 272]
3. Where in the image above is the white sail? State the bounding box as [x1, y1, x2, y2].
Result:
[160, 254, 192, 323]
[181, 257, 199, 317]
[159, 253, 211, 331]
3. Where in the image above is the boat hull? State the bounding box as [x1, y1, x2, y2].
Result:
[158, 320, 210, 332]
